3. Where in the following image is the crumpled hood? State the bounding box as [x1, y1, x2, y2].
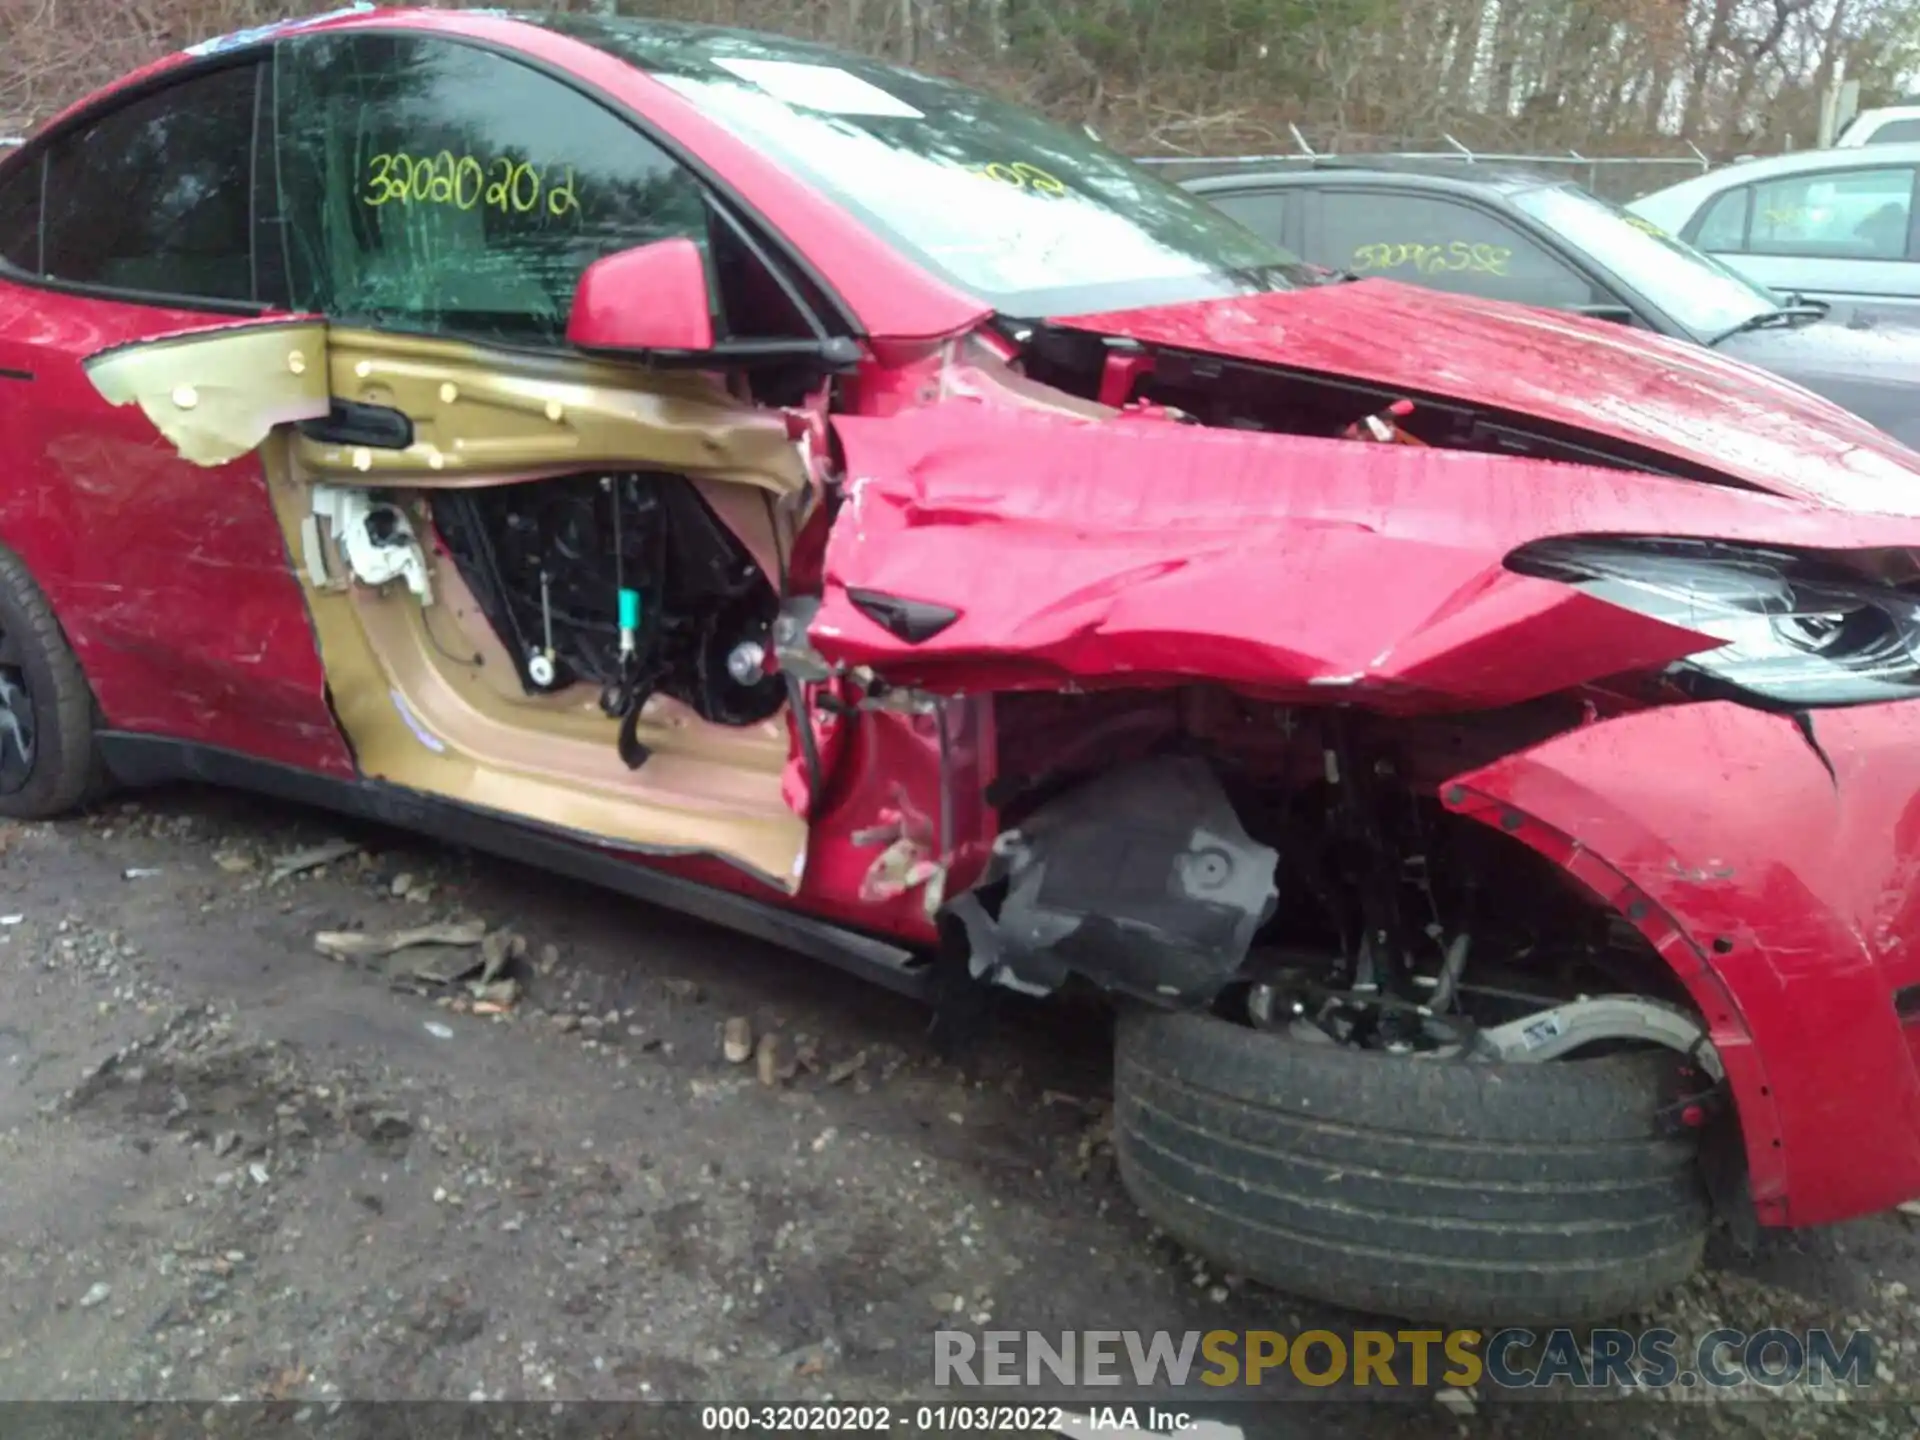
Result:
[815, 400, 1920, 709]
[1059, 282, 1920, 514]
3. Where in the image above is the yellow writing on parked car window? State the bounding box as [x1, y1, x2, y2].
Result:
[1350, 241, 1512, 277]
[970, 161, 1069, 197]
[364, 152, 580, 217]
[1623, 215, 1668, 237]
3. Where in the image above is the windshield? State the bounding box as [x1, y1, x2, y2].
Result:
[533, 16, 1310, 315]
[1510, 183, 1783, 339]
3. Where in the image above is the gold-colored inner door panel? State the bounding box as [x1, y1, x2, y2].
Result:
[181, 324, 810, 889]
[295, 330, 809, 492]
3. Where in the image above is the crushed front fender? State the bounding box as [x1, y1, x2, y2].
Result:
[1445, 698, 1920, 1228]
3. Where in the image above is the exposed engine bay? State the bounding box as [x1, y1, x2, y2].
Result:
[431, 471, 787, 761]
[1014, 324, 1714, 482]
[961, 688, 1719, 1082]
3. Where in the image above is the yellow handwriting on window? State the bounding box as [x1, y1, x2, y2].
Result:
[1622, 215, 1668, 237]
[1349, 241, 1512, 277]
[364, 152, 580, 217]
[970, 161, 1069, 197]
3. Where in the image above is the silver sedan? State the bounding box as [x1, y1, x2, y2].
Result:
[1629, 142, 1920, 314]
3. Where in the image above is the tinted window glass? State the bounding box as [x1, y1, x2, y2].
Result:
[272, 33, 712, 344]
[41, 63, 258, 300]
[1866, 119, 1920, 144]
[0, 153, 42, 273]
[1692, 187, 1749, 250]
[1316, 190, 1597, 308]
[1206, 190, 1293, 244]
[1747, 167, 1914, 259]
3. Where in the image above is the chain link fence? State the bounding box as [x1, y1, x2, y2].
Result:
[1134, 131, 1720, 204]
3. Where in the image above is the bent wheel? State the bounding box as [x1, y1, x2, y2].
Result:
[0, 544, 102, 819]
[1114, 1006, 1710, 1326]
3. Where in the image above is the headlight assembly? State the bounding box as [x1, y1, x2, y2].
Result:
[1510, 536, 1920, 708]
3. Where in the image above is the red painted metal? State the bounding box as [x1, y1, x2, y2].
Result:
[0, 289, 355, 775]
[567, 240, 715, 354]
[815, 399, 1920, 701]
[15, 10, 1920, 1246]
[1066, 283, 1920, 511]
[1447, 700, 1920, 1228]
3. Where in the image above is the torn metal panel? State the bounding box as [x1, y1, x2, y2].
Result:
[298, 330, 808, 494]
[956, 757, 1278, 1003]
[1060, 284, 1920, 514]
[0, 300, 351, 772]
[83, 321, 330, 467]
[818, 402, 1920, 706]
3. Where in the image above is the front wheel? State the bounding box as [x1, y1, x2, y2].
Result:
[1114, 1006, 1710, 1326]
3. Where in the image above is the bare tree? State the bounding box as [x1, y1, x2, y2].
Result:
[3, 0, 1918, 159]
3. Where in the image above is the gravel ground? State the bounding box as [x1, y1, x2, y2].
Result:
[2, 784, 1919, 1439]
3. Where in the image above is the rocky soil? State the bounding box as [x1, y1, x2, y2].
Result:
[1, 784, 1917, 1439]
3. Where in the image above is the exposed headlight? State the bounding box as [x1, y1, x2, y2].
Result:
[1510, 537, 1920, 708]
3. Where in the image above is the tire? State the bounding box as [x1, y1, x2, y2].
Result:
[1114, 1006, 1710, 1326]
[0, 544, 102, 819]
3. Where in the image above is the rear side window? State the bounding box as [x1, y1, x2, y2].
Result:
[0, 153, 42, 273]
[1314, 190, 1597, 308]
[40, 63, 260, 301]
[1207, 190, 1293, 245]
[1691, 187, 1750, 250]
[1746, 167, 1914, 260]
[1865, 119, 1920, 144]
[271, 32, 713, 345]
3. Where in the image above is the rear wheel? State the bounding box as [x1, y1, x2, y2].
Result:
[1114, 1005, 1710, 1325]
[0, 544, 102, 819]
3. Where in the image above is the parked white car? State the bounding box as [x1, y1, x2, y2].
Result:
[1629, 144, 1920, 313]
[1839, 104, 1920, 146]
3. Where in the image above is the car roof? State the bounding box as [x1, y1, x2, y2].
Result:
[1181, 158, 1567, 196]
[1644, 141, 1920, 198]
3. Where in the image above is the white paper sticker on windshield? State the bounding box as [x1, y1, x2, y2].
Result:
[711, 58, 923, 118]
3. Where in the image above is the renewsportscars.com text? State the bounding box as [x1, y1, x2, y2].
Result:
[932, 1327, 1877, 1391]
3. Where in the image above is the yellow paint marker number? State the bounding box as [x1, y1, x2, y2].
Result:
[365, 151, 580, 217]
[971, 161, 1069, 197]
[1351, 241, 1512, 277]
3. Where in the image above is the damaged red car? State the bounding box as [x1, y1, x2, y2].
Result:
[5, 6, 1920, 1326]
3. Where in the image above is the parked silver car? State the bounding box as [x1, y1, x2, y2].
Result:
[1629, 144, 1920, 313]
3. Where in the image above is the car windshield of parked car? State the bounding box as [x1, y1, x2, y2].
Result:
[1511, 183, 1782, 339]
[537, 18, 1311, 315]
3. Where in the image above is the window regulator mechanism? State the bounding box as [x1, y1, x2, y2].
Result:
[527, 570, 559, 689]
[596, 476, 662, 771]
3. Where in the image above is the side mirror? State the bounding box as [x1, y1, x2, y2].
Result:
[567, 238, 715, 354]
[1571, 302, 1636, 326]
